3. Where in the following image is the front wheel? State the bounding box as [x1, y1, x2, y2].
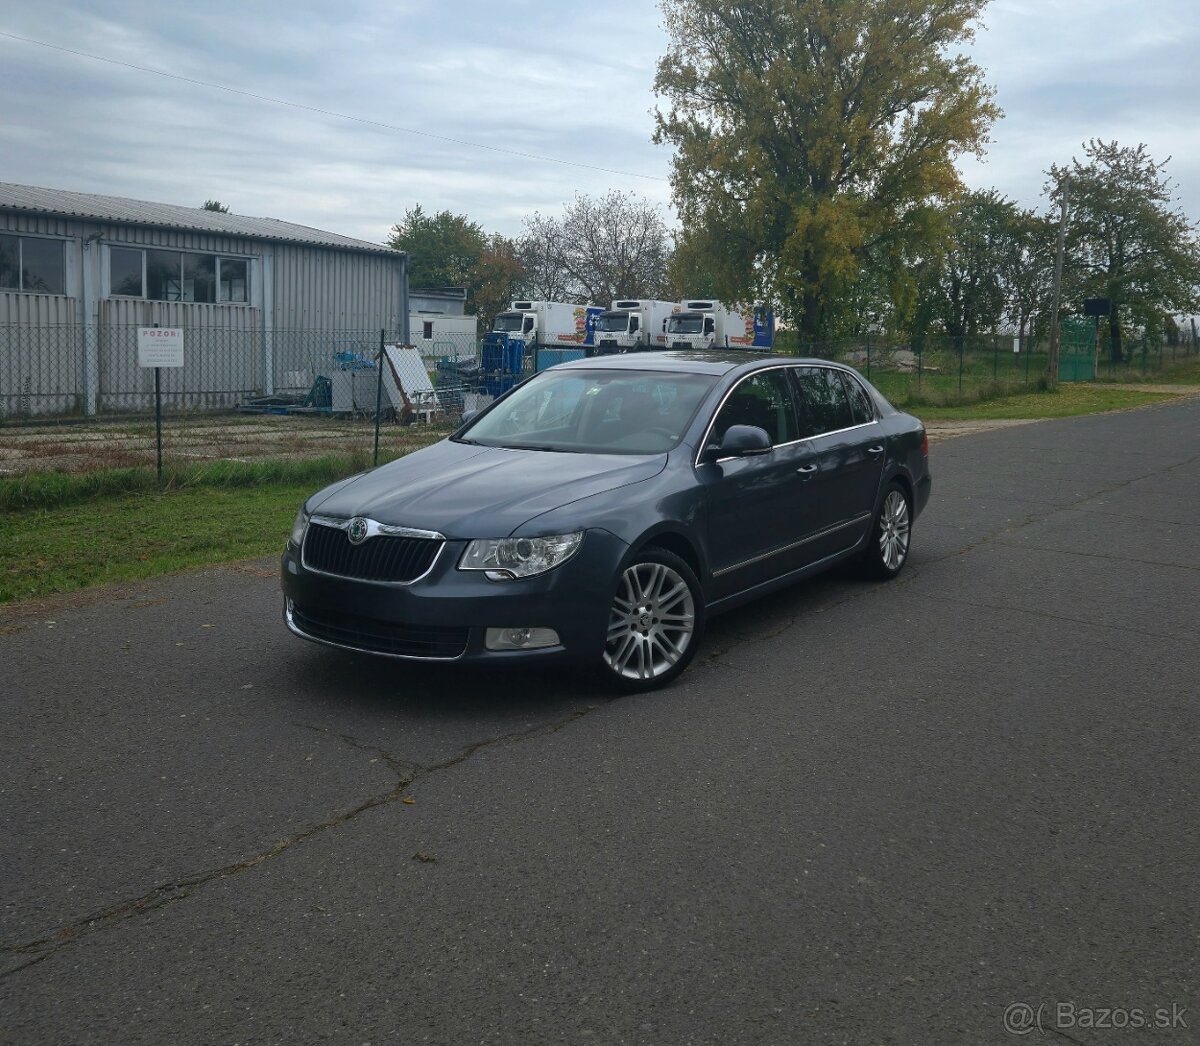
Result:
[601, 549, 704, 692]
[859, 483, 912, 579]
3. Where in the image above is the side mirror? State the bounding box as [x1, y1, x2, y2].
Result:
[460, 410, 479, 425]
[703, 424, 772, 461]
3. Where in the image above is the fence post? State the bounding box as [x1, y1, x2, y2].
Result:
[374, 329, 385, 467]
[958, 337, 964, 394]
[865, 333, 871, 380]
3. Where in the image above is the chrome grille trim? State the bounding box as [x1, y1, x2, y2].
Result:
[308, 515, 445, 541]
[301, 517, 444, 585]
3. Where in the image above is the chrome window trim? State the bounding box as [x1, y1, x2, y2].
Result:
[302, 515, 446, 586]
[837, 370, 880, 427]
[711, 512, 873, 578]
[694, 363, 799, 466]
[695, 363, 879, 467]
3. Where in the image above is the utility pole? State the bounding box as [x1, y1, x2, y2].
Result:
[1046, 173, 1070, 388]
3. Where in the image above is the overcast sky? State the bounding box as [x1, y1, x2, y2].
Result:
[2, 0, 1198, 246]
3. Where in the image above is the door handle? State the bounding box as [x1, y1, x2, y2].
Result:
[796, 463, 818, 474]
[866, 445, 884, 455]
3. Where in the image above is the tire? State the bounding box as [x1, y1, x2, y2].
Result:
[601, 548, 705, 692]
[859, 482, 912, 580]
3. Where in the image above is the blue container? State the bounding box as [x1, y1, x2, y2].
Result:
[481, 333, 525, 395]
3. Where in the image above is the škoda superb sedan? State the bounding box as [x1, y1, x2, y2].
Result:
[282, 352, 930, 691]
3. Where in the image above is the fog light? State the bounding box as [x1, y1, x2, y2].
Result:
[485, 627, 560, 651]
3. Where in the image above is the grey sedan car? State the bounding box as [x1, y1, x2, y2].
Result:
[281, 352, 930, 690]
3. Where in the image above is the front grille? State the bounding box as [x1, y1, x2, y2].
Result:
[303, 522, 441, 583]
[671, 341, 692, 350]
[291, 604, 469, 659]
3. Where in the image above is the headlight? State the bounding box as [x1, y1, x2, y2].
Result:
[289, 507, 309, 549]
[459, 532, 583, 581]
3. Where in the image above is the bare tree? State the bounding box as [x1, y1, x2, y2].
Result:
[518, 192, 671, 304]
[517, 212, 575, 302]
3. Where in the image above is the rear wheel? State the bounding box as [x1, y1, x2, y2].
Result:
[602, 549, 704, 692]
[859, 483, 912, 579]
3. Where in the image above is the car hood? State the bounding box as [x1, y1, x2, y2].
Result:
[309, 439, 667, 538]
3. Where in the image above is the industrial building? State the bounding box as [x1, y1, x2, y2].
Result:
[0, 182, 410, 415]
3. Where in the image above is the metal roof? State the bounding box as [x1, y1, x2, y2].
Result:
[0, 182, 401, 257]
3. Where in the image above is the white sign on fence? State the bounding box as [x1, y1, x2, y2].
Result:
[137, 327, 185, 368]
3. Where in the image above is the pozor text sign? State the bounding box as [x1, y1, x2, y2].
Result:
[137, 327, 185, 368]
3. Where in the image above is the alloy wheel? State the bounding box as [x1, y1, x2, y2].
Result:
[879, 489, 911, 571]
[604, 561, 696, 682]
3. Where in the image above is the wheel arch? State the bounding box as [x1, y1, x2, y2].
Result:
[630, 528, 704, 584]
[882, 467, 914, 509]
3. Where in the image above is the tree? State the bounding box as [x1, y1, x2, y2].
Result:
[517, 212, 576, 302]
[201, 200, 230, 212]
[653, 0, 1000, 339]
[998, 208, 1057, 351]
[387, 206, 525, 324]
[388, 205, 485, 289]
[933, 190, 1033, 339]
[518, 192, 672, 304]
[1049, 141, 1200, 362]
[474, 233, 525, 330]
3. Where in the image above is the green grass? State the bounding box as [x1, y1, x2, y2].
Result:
[0, 452, 384, 513]
[0, 451, 447, 605]
[0, 483, 312, 604]
[1095, 354, 1200, 385]
[906, 383, 1181, 421]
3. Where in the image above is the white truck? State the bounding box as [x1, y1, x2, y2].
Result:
[657, 298, 774, 351]
[591, 299, 679, 353]
[492, 300, 601, 349]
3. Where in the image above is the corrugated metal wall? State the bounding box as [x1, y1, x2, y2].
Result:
[269, 244, 403, 329]
[2, 209, 406, 414]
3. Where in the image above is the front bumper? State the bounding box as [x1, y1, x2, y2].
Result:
[281, 528, 628, 665]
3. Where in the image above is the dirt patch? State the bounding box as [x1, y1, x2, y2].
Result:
[923, 419, 1041, 444]
[0, 414, 454, 475]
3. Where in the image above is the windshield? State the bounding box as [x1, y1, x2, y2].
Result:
[457, 369, 718, 454]
[494, 313, 525, 333]
[667, 315, 704, 335]
[595, 313, 631, 333]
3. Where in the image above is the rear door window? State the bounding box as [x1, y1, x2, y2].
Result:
[840, 372, 876, 426]
[791, 367, 854, 438]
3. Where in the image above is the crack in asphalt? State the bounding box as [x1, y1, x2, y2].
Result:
[0, 703, 604, 978]
[908, 591, 1193, 641]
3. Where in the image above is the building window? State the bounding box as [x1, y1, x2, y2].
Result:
[0, 233, 66, 294]
[422, 321, 434, 339]
[110, 247, 249, 303]
[110, 247, 143, 296]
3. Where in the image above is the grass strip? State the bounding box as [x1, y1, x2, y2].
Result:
[906, 384, 1181, 421]
[0, 483, 313, 604]
[0, 452, 388, 514]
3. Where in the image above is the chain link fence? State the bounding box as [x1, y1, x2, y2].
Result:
[2, 323, 1197, 476]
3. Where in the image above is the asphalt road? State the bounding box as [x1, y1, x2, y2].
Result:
[2, 398, 1197, 1045]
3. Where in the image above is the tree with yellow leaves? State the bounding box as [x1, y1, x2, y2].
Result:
[654, 0, 1000, 339]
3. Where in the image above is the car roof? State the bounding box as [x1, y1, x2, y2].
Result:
[552, 351, 844, 376]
